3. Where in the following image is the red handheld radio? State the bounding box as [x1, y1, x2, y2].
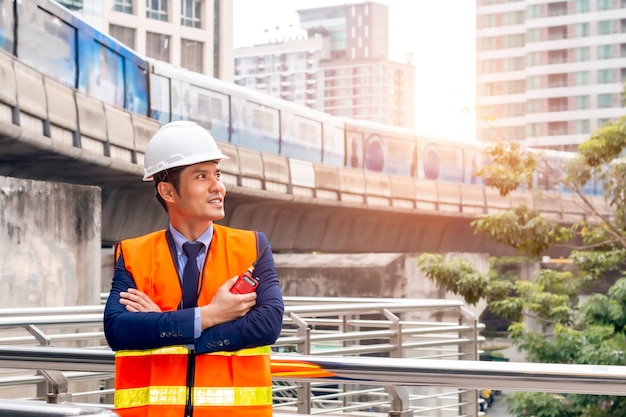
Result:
[230, 246, 269, 294]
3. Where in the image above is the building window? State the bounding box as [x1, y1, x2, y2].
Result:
[598, 69, 614, 83]
[146, 0, 168, 21]
[548, 49, 567, 64]
[548, 26, 567, 40]
[548, 121, 567, 135]
[547, 2, 567, 16]
[527, 99, 542, 113]
[526, 28, 540, 42]
[598, 0, 612, 10]
[113, 0, 132, 13]
[109, 24, 135, 49]
[598, 20, 612, 35]
[575, 23, 589, 37]
[481, 36, 498, 50]
[575, 47, 590, 61]
[181, 0, 201, 28]
[526, 52, 541, 66]
[526, 123, 541, 137]
[526, 75, 541, 90]
[503, 57, 524, 71]
[548, 73, 567, 88]
[598, 93, 613, 108]
[575, 0, 589, 12]
[181, 39, 203, 73]
[504, 34, 524, 48]
[575, 95, 590, 109]
[598, 45, 613, 59]
[525, 5, 540, 19]
[576, 120, 590, 134]
[548, 97, 567, 112]
[503, 11, 523, 25]
[575, 71, 590, 85]
[146, 32, 170, 62]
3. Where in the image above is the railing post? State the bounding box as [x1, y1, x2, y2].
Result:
[459, 307, 479, 416]
[385, 386, 413, 417]
[382, 309, 402, 358]
[289, 313, 311, 414]
[39, 370, 72, 404]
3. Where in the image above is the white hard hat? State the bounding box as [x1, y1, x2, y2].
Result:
[143, 121, 229, 181]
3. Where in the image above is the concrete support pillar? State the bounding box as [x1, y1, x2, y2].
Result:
[0, 176, 101, 308]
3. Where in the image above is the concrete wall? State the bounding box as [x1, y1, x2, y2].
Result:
[275, 252, 489, 319]
[0, 176, 101, 307]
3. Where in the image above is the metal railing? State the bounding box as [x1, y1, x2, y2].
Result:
[0, 297, 481, 416]
[3, 346, 626, 415]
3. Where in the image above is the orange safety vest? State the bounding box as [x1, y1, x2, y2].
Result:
[113, 225, 272, 417]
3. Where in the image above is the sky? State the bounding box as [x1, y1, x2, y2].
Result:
[232, 0, 477, 142]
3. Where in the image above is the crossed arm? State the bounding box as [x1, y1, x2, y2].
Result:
[103, 234, 284, 354]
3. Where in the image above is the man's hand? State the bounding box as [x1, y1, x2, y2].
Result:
[119, 288, 162, 313]
[200, 276, 257, 330]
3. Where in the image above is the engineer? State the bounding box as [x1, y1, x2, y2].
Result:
[103, 120, 284, 417]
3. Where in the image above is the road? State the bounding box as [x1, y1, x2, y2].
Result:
[484, 392, 512, 417]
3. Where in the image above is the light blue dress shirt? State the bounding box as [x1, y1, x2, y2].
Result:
[169, 223, 213, 339]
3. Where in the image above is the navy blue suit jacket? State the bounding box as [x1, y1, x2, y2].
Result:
[103, 231, 284, 355]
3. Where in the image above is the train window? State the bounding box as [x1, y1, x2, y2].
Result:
[281, 113, 322, 162]
[322, 124, 345, 167]
[420, 143, 464, 182]
[346, 124, 416, 176]
[17, 2, 76, 87]
[149, 73, 171, 123]
[125, 60, 148, 115]
[0, 0, 14, 53]
[367, 135, 416, 176]
[77, 38, 124, 108]
[186, 86, 229, 143]
[346, 130, 364, 169]
[437, 146, 464, 183]
[170, 79, 187, 121]
[230, 96, 279, 154]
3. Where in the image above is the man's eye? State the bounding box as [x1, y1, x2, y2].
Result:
[215, 172, 221, 179]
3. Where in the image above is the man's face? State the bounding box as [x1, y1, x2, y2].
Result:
[171, 161, 226, 222]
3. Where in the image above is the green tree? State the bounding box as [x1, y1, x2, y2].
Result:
[417, 115, 626, 416]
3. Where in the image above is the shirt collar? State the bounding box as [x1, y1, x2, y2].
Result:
[169, 223, 213, 257]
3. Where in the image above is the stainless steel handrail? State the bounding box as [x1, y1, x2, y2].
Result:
[1, 345, 626, 396]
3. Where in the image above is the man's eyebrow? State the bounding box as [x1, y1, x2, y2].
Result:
[191, 166, 221, 174]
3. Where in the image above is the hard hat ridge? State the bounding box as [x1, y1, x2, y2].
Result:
[142, 121, 229, 181]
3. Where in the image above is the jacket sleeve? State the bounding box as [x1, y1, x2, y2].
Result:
[194, 232, 284, 354]
[103, 253, 197, 351]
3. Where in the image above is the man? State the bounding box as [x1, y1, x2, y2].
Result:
[104, 121, 284, 417]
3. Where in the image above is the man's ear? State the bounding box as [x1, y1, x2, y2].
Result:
[157, 181, 176, 203]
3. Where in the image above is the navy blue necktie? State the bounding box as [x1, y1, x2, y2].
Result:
[182, 242, 204, 309]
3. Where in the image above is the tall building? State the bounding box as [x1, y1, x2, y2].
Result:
[234, 36, 330, 110]
[476, 0, 626, 151]
[234, 1, 415, 128]
[59, 0, 234, 80]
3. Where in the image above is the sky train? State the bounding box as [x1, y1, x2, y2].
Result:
[0, 0, 597, 196]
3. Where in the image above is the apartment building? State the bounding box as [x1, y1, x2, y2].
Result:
[234, 36, 330, 110]
[234, 1, 415, 128]
[476, 0, 626, 150]
[59, 0, 234, 80]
